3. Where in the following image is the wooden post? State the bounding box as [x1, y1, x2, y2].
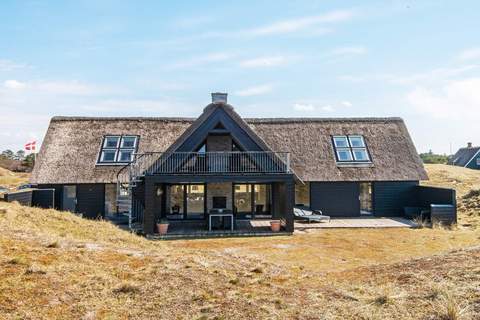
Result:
[143, 176, 156, 234]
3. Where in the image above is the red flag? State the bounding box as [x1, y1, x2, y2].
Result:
[25, 141, 36, 151]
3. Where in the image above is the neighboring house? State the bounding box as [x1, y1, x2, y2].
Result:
[449, 143, 480, 170]
[31, 93, 430, 235]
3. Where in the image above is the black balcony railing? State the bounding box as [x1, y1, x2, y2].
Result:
[118, 151, 291, 183]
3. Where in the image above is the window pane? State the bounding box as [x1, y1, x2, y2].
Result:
[234, 184, 252, 213]
[186, 184, 205, 219]
[168, 185, 184, 219]
[337, 149, 353, 161]
[295, 183, 310, 207]
[121, 136, 137, 148]
[333, 136, 349, 147]
[349, 136, 365, 148]
[101, 150, 117, 162]
[254, 184, 271, 216]
[118, 150, 134, 162]
[352, 148, 369, 161]
[104, 136, 119, 148]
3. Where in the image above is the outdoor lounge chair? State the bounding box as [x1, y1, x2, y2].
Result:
[294, 207, 330, 223]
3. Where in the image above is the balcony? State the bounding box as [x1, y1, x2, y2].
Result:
[124, 151, 291, 180]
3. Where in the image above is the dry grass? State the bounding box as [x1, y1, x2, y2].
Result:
[0, 163, 479, 319]
[0, 167, 30, 189]
[0, 202, 479, 319]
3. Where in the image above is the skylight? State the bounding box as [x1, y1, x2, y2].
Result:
[332, 135, 371, 163]
[98, 135, 139, 164]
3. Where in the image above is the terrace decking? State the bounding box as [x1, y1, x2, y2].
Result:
[295, 217, 416, 230]
[147, 220, 291, 240]
[140, 217, 417, 240]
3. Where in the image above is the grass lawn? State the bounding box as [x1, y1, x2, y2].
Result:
[1, 202, 479, 319]
[0, 164, 479, 319]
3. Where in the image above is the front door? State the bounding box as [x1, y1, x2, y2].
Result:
[62, 185, 76, 212]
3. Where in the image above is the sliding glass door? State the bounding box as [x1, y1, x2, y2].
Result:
[186, 184, 205, 219]
[167, 184, 205, 220]
[254, 184, 271, 218]
[234, 184, 252, 218]
[167, 184, 185, 220]
[233, 183, 271, 219]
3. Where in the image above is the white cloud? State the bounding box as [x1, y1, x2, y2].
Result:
[169, 52, 233, 69]
[4, 80, 26, 89]
[457, 47, 480, 61]
[407, 77, 480, 119]
[329, 46, 367, 56]
[246, 10, 355, 36]
[339, 65, 479, 86]
[321, 105, 334, 112]
[341, 101, 353, 107]
[36, 81, 106, 95]
[293, 103, 315, 111]
[235, 84, 273, 97]
[293, 103, 336, 112]
[240, 56, 288, 68]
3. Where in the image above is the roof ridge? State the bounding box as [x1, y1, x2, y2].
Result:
[51, 115, 404, 123]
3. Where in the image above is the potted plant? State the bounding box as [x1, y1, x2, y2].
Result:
[270, 219, 281, 232]
[157, 218, 169, 235]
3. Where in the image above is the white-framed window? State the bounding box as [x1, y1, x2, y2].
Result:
[97, 135, 139, 164]
[332, 135, 371, 163]
[477, 158, 480, 166]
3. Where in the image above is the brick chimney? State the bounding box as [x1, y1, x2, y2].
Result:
[467, 142, 473, 148]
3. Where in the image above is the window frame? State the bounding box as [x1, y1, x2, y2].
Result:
[97, 134, 139, 165]
[332, 135, 372, 163]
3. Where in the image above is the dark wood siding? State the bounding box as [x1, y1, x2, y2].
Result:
[76, 184, 105, 218]
[32, 189, 55, 209]
[37, 184, 63, 210]
[310, 182, 360, 217]
[4, 190, 33, 206]
[373, 181, 418, 216]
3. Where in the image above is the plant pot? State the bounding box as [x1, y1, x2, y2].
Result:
[270, 220, 281, 232]
[157, 223, 169, 235]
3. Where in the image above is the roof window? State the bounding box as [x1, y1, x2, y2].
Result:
[332, 135, 371, 163]
[97, 135, 139, 164]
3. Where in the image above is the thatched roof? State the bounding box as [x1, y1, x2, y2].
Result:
[449, 146, 480, 167]
[31, 104, 427, 184]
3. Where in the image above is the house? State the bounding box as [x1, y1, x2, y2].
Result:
[449, 143, 480, 170]
[31, 93, 433, 235]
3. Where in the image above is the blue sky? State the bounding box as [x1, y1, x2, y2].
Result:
[1, 0, 479, 154]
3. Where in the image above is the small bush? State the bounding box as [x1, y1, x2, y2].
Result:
[413, 217, 430, 229]
[250, 267, 263, 274]
[434, 292, 470, 320]
[46, 240, 60, 248]
[463, 189, 480, 199]
[112, 282, 141, 294]
[8, 256, 27, 265]
[25, 266, 47, 275]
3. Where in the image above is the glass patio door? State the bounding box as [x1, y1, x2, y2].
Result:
[167, 184, 206, 220]
[254, 184, 271, 218]
[233, 183, 271, 219]
[186, 184, 205, 219]
[359, 182, 373, 214]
